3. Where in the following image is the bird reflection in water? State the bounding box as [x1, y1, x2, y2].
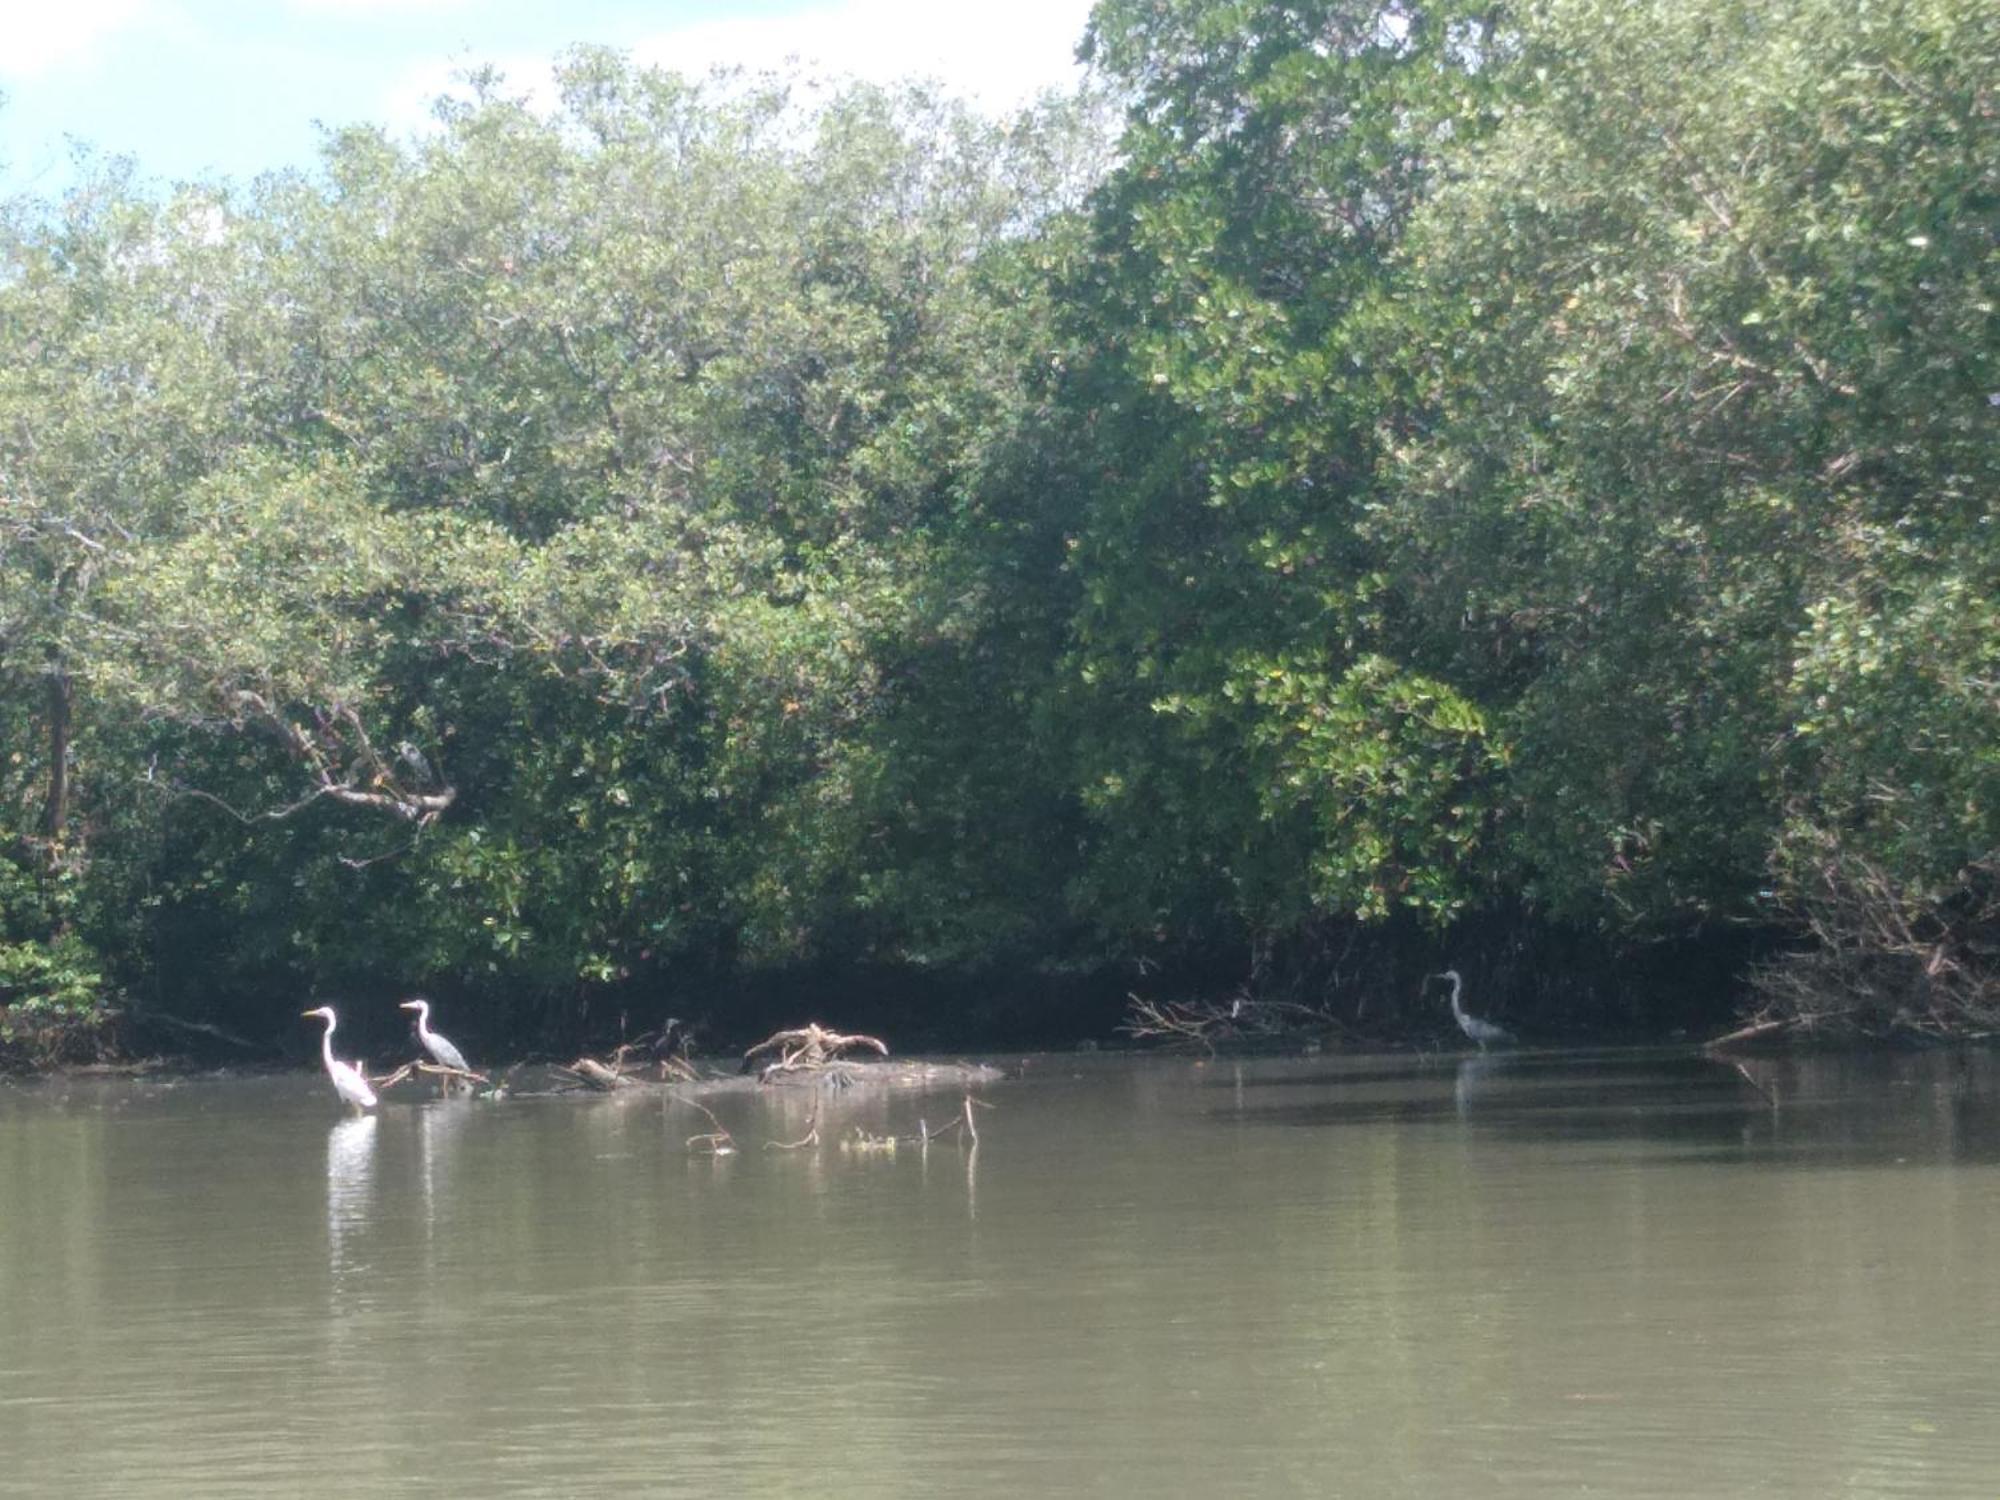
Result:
[325, 1113, 379, 1291]
[417, 1096, 471, 1250]
[1454, 1054, 1503, 1120]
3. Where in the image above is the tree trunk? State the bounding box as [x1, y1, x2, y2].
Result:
[41, 666, 72, 850]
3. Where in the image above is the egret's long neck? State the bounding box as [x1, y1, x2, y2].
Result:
[1447, 976, 1466, 1023]
[320, 1015, 338, 1070]
[412, 1005, 432, 1044]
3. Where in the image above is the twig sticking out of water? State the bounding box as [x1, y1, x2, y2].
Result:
[764, 1092, 993, 1157]
[766, 1107, 821, 1151]
[678, 1097, 736, 1155]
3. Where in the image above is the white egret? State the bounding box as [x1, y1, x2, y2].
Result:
[302, 1006, 379, 1111]
[1435, 969, 1515, 1051]
[399, 997, 470, 1085]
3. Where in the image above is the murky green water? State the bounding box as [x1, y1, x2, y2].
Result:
[4, 1048, 1998, 1496]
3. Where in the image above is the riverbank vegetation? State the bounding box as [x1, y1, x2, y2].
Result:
[3, 0, 1994, 1062]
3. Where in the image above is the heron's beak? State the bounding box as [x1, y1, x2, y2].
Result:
[398, 1001, 420, 1011]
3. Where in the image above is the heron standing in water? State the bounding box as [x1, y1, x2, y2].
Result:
[400, 997, 470, 1092]
[302, 1006, 378, 1111]
[1434, 969, 1515, 1051]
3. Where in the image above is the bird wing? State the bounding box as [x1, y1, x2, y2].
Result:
[336, 1061, 379, 1107]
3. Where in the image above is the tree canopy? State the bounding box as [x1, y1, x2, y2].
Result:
[2, 3, 1993, 1057]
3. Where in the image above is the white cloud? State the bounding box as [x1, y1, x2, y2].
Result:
[632, 0, 1093, 109]
[0, 0, 153, 78]
[372, 0, 1093, 146]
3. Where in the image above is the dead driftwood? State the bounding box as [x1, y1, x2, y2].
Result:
[740, 1023, 889, 1081]
[1122, 992, 1343, 1052]
[639, 1020, 701, 1081]
[658, 1054, 700, 1083]
[1747, 842, 2000, 1040]
[561, 1057, 631, 1091]
[541, 1021, 999, 1140]
[368, 1059, 494, 1093]
[1703, 1017, 1793, 1051]
[550, 1040, 997, 1099]
[555, 1040, 659, 1091]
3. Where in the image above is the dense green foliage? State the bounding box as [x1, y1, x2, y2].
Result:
[1, 2, 1992, 1055]
[1381, 0, 1999, 1024]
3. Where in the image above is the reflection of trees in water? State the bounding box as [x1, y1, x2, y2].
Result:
[1237, 1049, 2000, 1166]
[1443, 1050, 2000, 1165]
[1717, 1049, 2000, 1165]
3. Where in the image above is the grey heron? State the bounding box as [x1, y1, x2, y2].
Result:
[303, 1006, 379, 1111]
[400, 997, 470, 1087]
[1435, 969, 1515, 1051]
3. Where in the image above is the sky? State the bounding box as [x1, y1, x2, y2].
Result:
[0, 0, 1097, 194]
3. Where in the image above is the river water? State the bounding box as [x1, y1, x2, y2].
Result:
[3, 1047, 1998, 1496]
